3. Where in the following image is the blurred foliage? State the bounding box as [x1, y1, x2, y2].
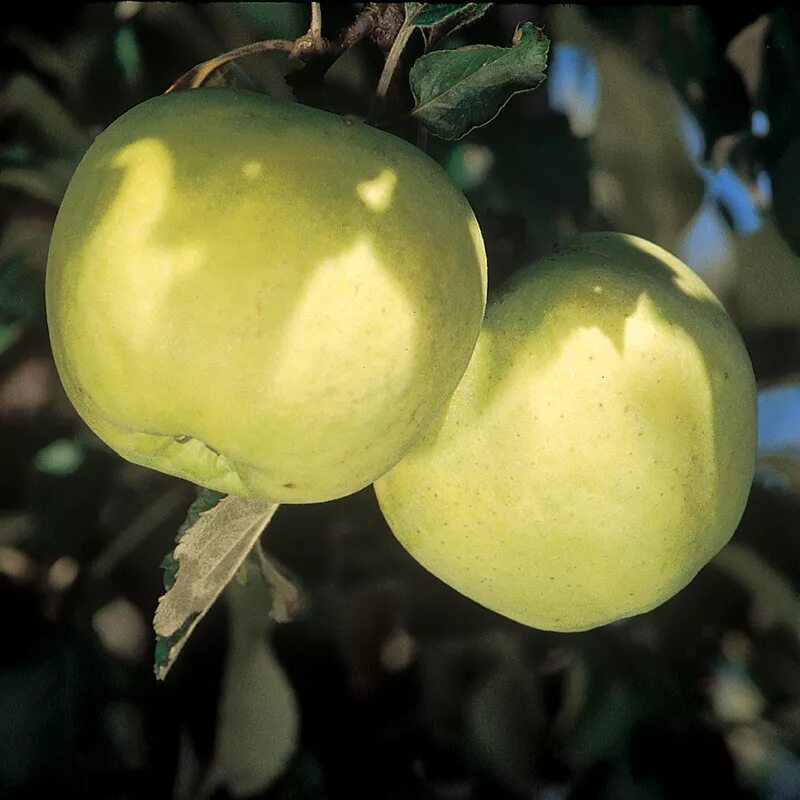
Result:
[1, 3, 800, 800]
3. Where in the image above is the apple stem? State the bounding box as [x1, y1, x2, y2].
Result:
[166, 39, 298, 94]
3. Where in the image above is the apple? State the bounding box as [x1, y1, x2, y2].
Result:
[374, 232, 757, 632]
[46, 88, 487, 503]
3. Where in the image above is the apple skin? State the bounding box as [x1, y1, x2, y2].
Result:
[46, 88, 487, 503]
[374, 232, 757, 632]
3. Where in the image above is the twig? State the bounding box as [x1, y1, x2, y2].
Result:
[166, 39, 297, 93]
[369, 17, 416, 122]
[310, 3, 322, 43]
[293, 1, 326, 61]
[375, 20, 415, 100]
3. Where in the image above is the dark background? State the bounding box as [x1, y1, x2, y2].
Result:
[2, 4, 800, 799]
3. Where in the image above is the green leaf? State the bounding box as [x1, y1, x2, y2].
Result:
[199, 562, 300, 799]
[410, 22, 550, 140]
[152, 493, 278, 680]
[408, 3, 491, 29]
[409, 3, 493, 53]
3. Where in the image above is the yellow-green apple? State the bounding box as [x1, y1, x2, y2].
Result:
[375, 232, 756, 631]
[46, 88, 487, 502]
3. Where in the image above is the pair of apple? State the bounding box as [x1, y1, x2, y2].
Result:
[46, 89, 757, 632]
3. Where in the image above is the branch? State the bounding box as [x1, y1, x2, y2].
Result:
[368, 3, 406, 55]
[165, 2, 415, 120]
